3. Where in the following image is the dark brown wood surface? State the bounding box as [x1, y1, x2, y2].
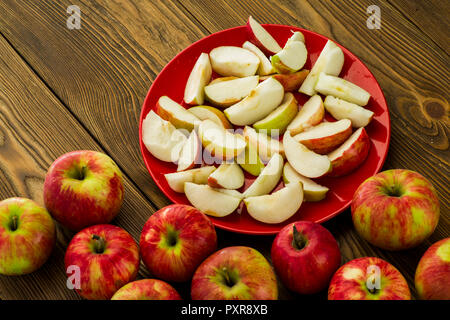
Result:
[0, 0, 448, 300]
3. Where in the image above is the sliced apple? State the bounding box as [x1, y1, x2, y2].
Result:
[209, 46, 260, 77]
[177, 130, 202, 171]
[287, 31, 305, 44]
[287, 94, 324, 135]
[324, 96, 374, 128]
[283, 162, 328, 201]
[204, 76, 258, 107]
[271, 40, 307, 74]
[244, 182, 303, 224]
[246, 16, 282, 56]
[184, 182, 241, 217]
[283, 130, 331, 178]
[208, 162, 245, 190]
[184, 53, 212, 105]
[224, 77, 284, 126]
[259, 69, 309, 92]
[243, 126, 284, 162]
[253, 92, 299, 135]
[299, 40, 344, 96]
[164, 166, 216, 193]
[235, 136, 266, 176]
[188, 105, 232, 129]
[156, 96, 200, 131]
[242, 41, 275, 76]
[328, 127, 370, 177]
[218, 189, 244, 200]
[294, 119, 352, 154]
[142, 110, 187, 163]
[315, 73, 371, 106]
[243, 153, 283, 198]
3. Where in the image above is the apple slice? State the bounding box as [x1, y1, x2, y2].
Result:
[184, 53, 212, 105]
[315, 73, 371, 106]
[243, 126, 284, 162]
[283, 163, 328, 201]
[271, 40, 307, 74]
[243, 153, 283, 198]
[283, 130, 331, 178]
[253, 92, 299, 135]
[204, 76, 259, 107]
[324, 96, 374, 128]
[246, 16, 282, 55]
[328, 127, 370, 177]
[184, 182, 241, 217]
[259, 70, 309, 92]
[156, 96, 200, 131]
[299, 40, 344, 96]
[224, 77, 284, 126]
[294, 119, 352, 154]
[164, 166, 216, 193]
[236, 136, 266, 176]
[287, 94, 324, 135]
[244, 182, 303, 224]
[208, 162, 245, 190]
[188, 105, 232, 129]
[198, 120, 246, 160]
[142, 110, 187, 163]
[177, 130, 202, 171]
[242, 41, 275, 76]
[209, 46, 260, 77]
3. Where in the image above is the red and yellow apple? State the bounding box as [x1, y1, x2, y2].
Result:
[111, 279, 182, 300]
[259, 70, 309, 92]
[246, 16, 282, 56]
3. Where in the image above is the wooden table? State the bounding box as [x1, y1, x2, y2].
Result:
[0, 0, 448, 300]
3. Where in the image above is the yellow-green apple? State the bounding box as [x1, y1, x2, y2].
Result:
[260, 69, 309, 92]
[327, 127, 370, 177]
[111, 279, 182, 300]
[65, 224, 139, 300]
[191, 246, 278, 300]
[44, 150, 124, 231]
[283, 130, 331, 178]
[209, 46, 260, 77]
[351, 169, 440, 250]
[208, 162, 244, 190]
[140, 204, 217, 282]
[177, 130, 202, 172]
[287, 94, 324, 135]
[272, 221, 341, 294]
[415, 238, 450, 300]
[235, 136, 266, 176]
[243, 153, 283, 197]
[184, 183, 242, 217]
[244, 182, 303, 224]
[294, 119, 352, 154]
[242, 41, 275, 76]
[224, 77, 284, 126]
[0, 198, 55, 275]
[299, 40, 344, 96]
[271, 33, 308, 74]
[253, 92, 299, 135]
[328, 257, 411, 300]
[184, 53, 212, 105]
[204, 76, 259, 107]
[142, 110, 187, 163]
[246, 16, 282, 56]
[324, 95, 374, 128]
[283, 162, 329, 201]
[164, 166, 216, 193]
[315, 73, 371, 106]
[156, 96, 200, 131]
[243, 126, 284, 162]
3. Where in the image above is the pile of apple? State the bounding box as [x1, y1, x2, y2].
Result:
[142, 16, 375, 224]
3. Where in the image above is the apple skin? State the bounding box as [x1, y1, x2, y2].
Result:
[352, 169, 440, 251]
[191, 246, 278, 300]
[65, 224, 140, 300]
[260, 70, 309, 92]
[328, 257, 411, 300]
[111, 279, 182, 300]
[140, 204, 217, 282]
[415, 238, 450, 300]
[44, 150, 124, 231]
[0, 198, 56, 276]
[246, 17, 281, 56]
[271, 221, 341, 294]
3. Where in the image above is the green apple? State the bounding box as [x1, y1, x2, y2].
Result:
[283, 162, 328, 201]
[271, 39, 307, 74]
[188, 105, 232, 129]
[236, 136, 266, 176]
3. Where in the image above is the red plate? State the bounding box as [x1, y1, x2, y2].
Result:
[139, 24, 390, 235]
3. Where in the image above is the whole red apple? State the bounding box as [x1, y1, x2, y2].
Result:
[415, 238, 450, 300]
[140, 204, 217, 282]
[328, 257, 411, 300]
[0, 198, 55, 275]
[111, 279, 182, 300]
[271, 221, 341, 294]
[65, 224, 139, 300]
[44, 150, 124, 231]
[352, 169, 440, 250]
[191, 246, 278, 300]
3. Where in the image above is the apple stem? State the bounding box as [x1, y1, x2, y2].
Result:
[221, 267, 234, 287]
[292, 225, 307, 250]
[9, 215, 18, 231]
[92, 234, 105, 254]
